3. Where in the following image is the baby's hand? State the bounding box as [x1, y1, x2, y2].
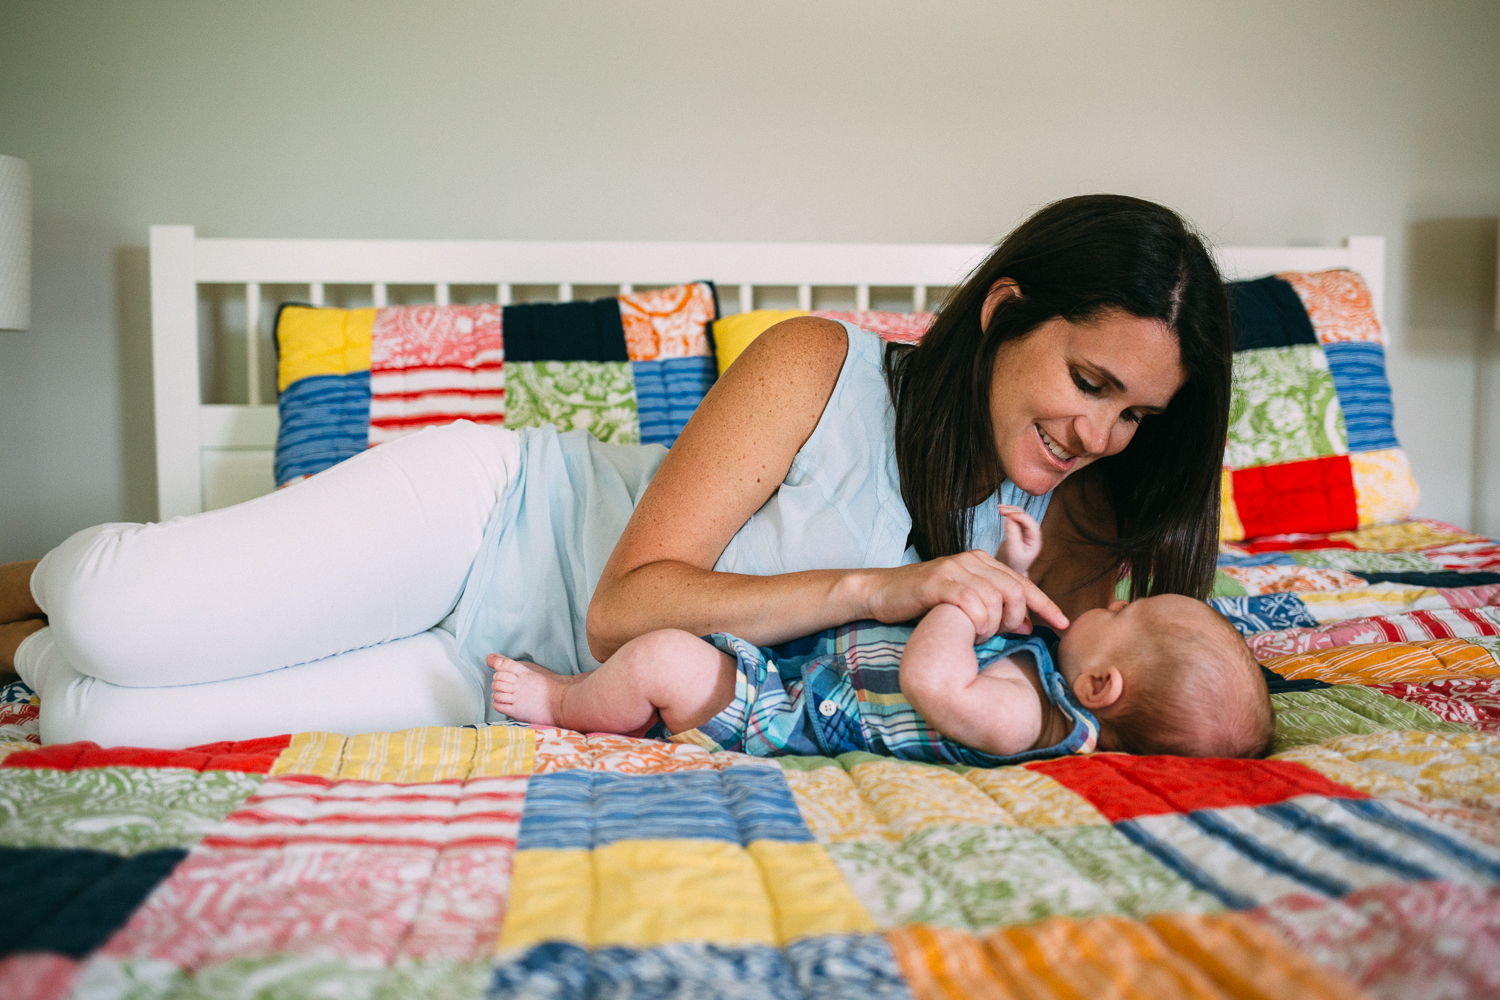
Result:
[997, 505, 1042, 576]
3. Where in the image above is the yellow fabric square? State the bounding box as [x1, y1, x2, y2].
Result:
[472, 725, 537, 777]
[712, 309, 807, 376]
[592, 839, 776, 947]
[782, 765, 887, 842]
[1350, 448, 1419, 527]
[1327, 519, 1484, 552]
[1299, 586, 1445, 624]
[497, 849, 593, 950]
[269, 726, 536, 781]
[1277, 730, 1500, 809]
[276, 305, 375, 391]
[746, 840, 875, 940]
[499, 841, 777, 951]
[1218, 467, 1244, 542]
[964, 766, 1110, 827]
[848, 758, 1008, 838]
[269, 731, 349, 778]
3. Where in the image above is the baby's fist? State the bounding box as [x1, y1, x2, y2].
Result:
[997, 504, 1042, 575]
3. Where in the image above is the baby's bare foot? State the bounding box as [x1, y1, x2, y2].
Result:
[489, 654, 569, 726]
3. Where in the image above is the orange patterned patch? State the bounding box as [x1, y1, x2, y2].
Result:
[886, 915, 1363, 1000]
[618, 283, 716, 361]
[1219, 565, 1366, 595]
[530, 727, 774, 774]
[1279, 270, 1383, 346]
[1263, 638, 1500, 685]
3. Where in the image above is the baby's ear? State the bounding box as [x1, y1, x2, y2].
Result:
[1072, 665, 1124, 710]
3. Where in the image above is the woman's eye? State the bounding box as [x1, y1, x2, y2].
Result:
[1071, 371, 1102, 395]
[1122, 410, 1144, 424]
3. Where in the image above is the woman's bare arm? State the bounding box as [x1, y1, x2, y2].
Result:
[1028, 468, 1121, 621]
[586, 318, 1067, 662]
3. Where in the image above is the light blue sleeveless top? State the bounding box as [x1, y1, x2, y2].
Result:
[714, 322, 1052, 574]
[450, 320, 1052, 722]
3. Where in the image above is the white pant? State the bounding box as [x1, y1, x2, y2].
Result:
[16, 422, 523, 748]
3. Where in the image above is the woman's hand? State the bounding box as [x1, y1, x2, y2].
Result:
[858, 550, 1069, 640]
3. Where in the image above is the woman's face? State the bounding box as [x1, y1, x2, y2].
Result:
[985, 282, 1186, 497]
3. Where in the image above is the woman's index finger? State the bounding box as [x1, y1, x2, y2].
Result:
[1023, 578, 1070, 630]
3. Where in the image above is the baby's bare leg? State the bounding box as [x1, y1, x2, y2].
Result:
[490, 629, 737, 735]
[0, 561, 42, 624]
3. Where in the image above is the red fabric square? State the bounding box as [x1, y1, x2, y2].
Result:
[1, 734, 291, 774]
[1026, 754, 1366, 822]
[1231, 455, 1358, 538]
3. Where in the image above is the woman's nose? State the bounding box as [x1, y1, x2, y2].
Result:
[1074, 412, 1110, 455]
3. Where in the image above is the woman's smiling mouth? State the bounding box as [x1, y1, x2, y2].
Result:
[1036, 424, 1077, 469]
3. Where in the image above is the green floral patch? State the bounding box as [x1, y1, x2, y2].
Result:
[506, 361, 639, 444]
[826, 824, 1221, 932]
[1226, 345, 1346, 469]
[1270, 686, 1471, 754]
[0, 766, 261, 855]
[1289, 549, 1441, 574]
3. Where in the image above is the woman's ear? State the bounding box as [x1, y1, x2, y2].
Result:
[1071, 664, 1123, 710]
[980, 278, 1022, 331]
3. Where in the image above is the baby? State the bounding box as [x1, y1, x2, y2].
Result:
[490, 507, 1275, 763]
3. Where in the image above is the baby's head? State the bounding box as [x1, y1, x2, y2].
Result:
[1055, 594, 1274, 758]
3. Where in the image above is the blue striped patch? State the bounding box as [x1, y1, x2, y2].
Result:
[1209, 593, 1319, 636]
[633, 356, 717, 447]
[274, 372, 370, 485]
[515, 767, 812, 852]
[1114, 820, 1258, 910]
[1216, 550, 1298, 568]
[1259, 801, 1442, 882]
[1186, 809, 1356, 898]
[1335, 798, 1500, 882]
[1324, 341, 1399, 451]
[488, 935, 911, 1000]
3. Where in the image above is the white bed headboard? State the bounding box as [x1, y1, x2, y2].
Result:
[148, 226, 1384, 521]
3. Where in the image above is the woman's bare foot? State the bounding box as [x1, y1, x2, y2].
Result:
[489, 654, 572, 726]
[0, 561, 42, 624]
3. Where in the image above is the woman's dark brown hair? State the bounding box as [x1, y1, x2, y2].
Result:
[885, 194, 1233, 600]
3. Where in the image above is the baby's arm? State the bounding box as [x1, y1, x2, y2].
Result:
[997, 505, 1043, 576]
[490, 629, 737, 736]
[898, 603, 1044, 757]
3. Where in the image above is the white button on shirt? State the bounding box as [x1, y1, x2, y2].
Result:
[818, 700, 838, 717]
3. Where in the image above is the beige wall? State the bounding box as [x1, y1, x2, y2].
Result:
[1, 0, 1497, 560]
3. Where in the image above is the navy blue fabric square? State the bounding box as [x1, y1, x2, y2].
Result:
[1357, 571, 1500, 588]
[1209, 593, 1320, 636]
[0, 847, 186, 958]
[502, 299, 628, 362]
[1227, 276, 1319, 351]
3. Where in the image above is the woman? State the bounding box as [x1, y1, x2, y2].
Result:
[0, 194, 1231, 747]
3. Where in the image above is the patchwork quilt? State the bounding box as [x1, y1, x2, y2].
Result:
[3, 518, 1500, 1000]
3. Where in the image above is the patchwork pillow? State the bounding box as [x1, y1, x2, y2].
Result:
[273, 283, 717, 486]
[1220, 270, 1417, 540]
[711, 309, 937, 375]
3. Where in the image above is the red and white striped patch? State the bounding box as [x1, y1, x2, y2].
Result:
[369, 304, 505, 445]
[202, 774, 526, 850]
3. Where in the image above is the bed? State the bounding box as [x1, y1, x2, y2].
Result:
[4, 230, 1499, 1000]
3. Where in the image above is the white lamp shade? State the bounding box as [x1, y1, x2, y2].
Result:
[0, 155, 32, 331]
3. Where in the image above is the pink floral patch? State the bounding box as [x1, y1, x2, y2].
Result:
[810, 310, 935, 344]
[370, 305, 503, 370]
[1423, 543, 1500, 573]
[0, 954, 82, 1000]
[1249, 608, 1500, 658]
[1250, 882, 1500, 999]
